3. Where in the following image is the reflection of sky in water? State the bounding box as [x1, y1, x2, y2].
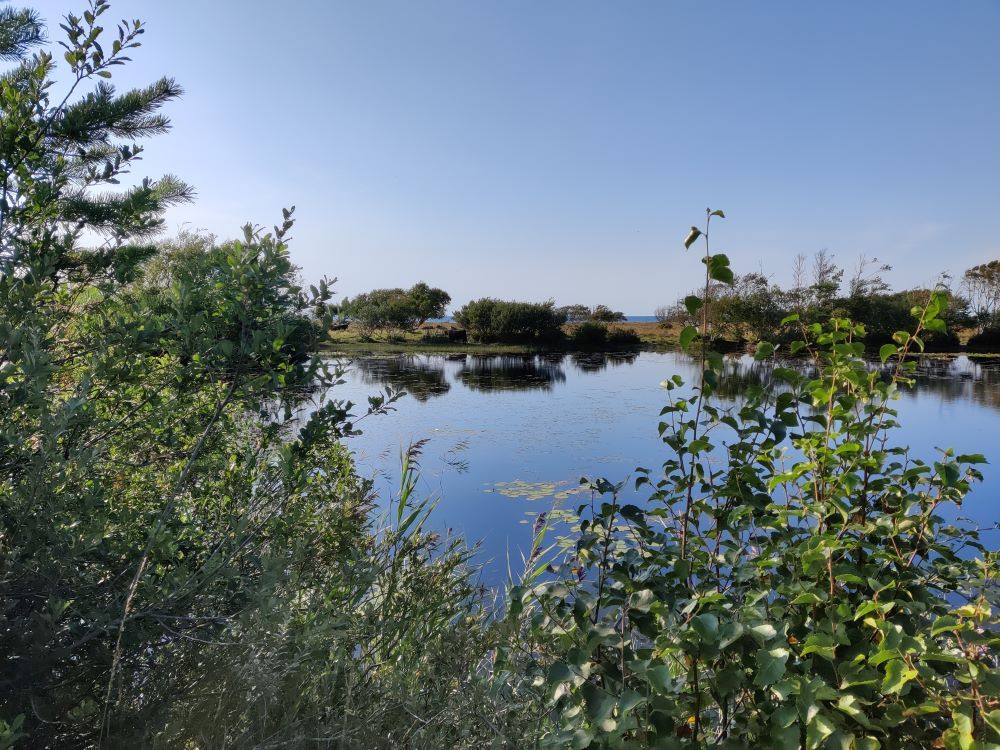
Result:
[321, 353, 1000, 583]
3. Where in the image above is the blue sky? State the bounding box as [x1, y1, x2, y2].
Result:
[28, 0, 1000, 312]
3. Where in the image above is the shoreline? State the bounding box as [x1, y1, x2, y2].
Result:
[321, 321, 1000, 358]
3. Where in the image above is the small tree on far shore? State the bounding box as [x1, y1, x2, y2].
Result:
[341, 282, 450, 336]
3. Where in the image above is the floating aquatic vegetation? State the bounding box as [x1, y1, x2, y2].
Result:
[486, 479, 588, 501]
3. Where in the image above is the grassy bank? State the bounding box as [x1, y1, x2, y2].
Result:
[322, 321, 1000, 357]
[321, 320, 682, 354]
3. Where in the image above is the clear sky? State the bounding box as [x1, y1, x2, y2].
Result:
[26, 0, 1000, 313]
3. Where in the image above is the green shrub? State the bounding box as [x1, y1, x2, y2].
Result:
[454, 298, 567, 343]
[569, 320, 609, 348]
[607, 326, 641, 347]
[500, 211, 1000, 748]
[590, 304, 627, 323]
[568, 320, 640, 349]
[0, 7, 502, 746]
[341, 282, 451, 336]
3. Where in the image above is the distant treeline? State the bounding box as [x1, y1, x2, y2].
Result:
[656, 251, 1000, 350]
[337, 254, 1000, 350]
[338, 290, 637, 347]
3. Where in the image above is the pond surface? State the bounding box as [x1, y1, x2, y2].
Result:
[326, 351, 1000, 583]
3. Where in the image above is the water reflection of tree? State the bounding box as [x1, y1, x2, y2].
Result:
[900, 356, 1000, 412]
[570, 352, 639, 374]
[352, 356, 451, 401]
[457, 355, 567, 393]
[706, 353, 1000, 413]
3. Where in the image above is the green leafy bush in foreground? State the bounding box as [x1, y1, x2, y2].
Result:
[500, 211, 1000, 748]
[0, 6, 509, 746]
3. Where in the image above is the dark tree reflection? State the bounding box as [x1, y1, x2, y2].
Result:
[457, 355, 567, 393]
[352, 356, 451, 402]
[570, 352, 640, 374]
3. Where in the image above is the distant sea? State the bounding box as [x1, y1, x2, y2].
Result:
[430, 315, 657, 323]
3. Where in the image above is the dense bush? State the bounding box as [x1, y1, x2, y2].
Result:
[341, 282, 450, 336]
[607, 327, 642, 347]
[590, 304, 627, 323]
[454, 298, 567, 343]
[559, 304, 627, 324]
[0, 7, 504, 746]
[569, 320, 611, 348]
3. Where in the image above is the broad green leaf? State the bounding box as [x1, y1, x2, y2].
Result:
[881, 659, 917, 694]
[941, 707, 974, 750]
[755, 646, 789, 686]
[581, 682, 615, 722]
[684, 226, 702, 249]
[691, 612, 719, 642]
[630, 589, 657, 613]
[684, 294, 703, 316]
[750, 623, 778, 643]
[801, 633, 837, 662]
[679, 325, 699, 350]
[806, 711, 836, 747]
[754, 341, 775, 361]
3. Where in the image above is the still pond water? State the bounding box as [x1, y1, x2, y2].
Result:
[326, 351, 1000, 583]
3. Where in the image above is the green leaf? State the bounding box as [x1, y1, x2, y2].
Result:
[801, 633, 837, 662]
[684, 226, 702, 249]
[781, 313, 800, 325]
[754, 341, 775, 361]
[706, 253, 735, 284]
[881, 659, 917, 694]
[790, 591, 824, 605]
[750, 623, 778, 643]
[581, 682, 615, 722]
[879, 343, 897, 363]
[646, 664, 673, 693]
[942, 707, 974, 750]
[619, 690, 645, 714]
[718, 622, 744, 649]
[548, 662, 573, 683]
[755, 646, 789, 686]
[630, 589, 657, 613]
[679, 325, 699, 350]
[772, 704, 799, 728]
[691, 613, 719, 642]
[956, 453, 987, 464]
[684, 294, 703, 316]
[930, 615, 960, 635]
[984, 709, 1000, 734]
[836, 695, 875, 729]
[710, 209, 726, 218]
[806, 711, 836, 747]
